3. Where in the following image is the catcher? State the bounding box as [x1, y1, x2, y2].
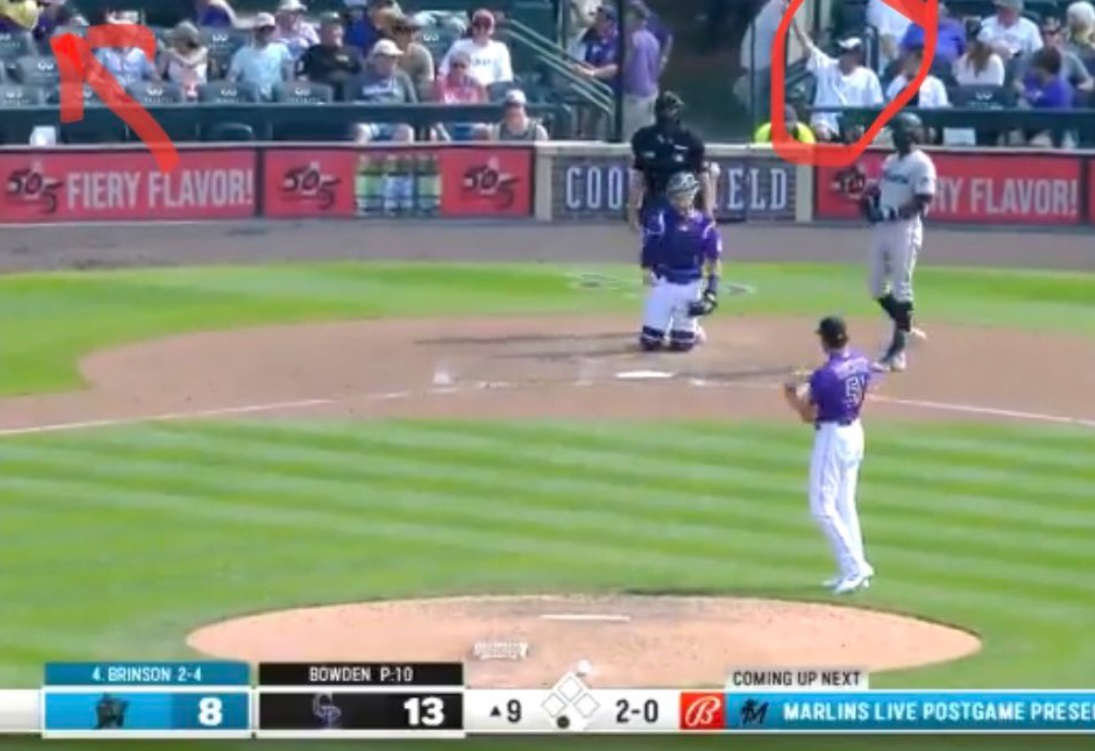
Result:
[638, 172, 723, 352]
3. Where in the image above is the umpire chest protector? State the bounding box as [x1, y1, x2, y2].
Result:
[631, 125, 706, 211]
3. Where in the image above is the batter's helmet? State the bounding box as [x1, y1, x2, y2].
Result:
[890, 112, 924, 150]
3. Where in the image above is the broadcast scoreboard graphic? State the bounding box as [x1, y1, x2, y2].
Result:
[0, 662, 1087, 737]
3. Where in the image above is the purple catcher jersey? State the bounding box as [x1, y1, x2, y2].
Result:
[808, 349, 874, 424]
[641, 208, 722, 284]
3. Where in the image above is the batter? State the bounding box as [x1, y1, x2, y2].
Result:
[783, 316, 875, 595]
[860, 112, 936, 372]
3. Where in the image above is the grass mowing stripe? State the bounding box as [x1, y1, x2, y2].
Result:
[879, 435, 1095, 477]
[8, 454, 1092, 601]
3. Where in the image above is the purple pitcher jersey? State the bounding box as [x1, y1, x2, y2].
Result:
[808, 349, 874, 424]
[641, 208, 722, 284]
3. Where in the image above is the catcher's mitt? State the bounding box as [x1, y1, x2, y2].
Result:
[687, 290, 718, 317]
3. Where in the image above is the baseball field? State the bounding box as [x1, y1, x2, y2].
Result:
[1, 221, 1094, 751]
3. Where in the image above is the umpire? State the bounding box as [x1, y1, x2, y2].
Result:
[626, 91, 718, 232]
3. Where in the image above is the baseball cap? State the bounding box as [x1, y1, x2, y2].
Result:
[1041, 16, 1063, 32]
[503, 88, 527, 105]
[371, 38, 403, 56]
[995, 0, 1023, 8]
[816, 316, 849, 344]
[252, 12, 277, 28]
[277, 0, 307, 12]
[836, 36, 863, 52]
[318, 11, 342, 26]
[595, 4, 617, 18]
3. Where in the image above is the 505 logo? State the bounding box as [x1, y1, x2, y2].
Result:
[280, 162, 339, 210]
[5, 167, 62, 215]
[462, 157, 518, 208]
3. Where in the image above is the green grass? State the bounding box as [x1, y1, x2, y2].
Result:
[2, 261, 1094, 751]
[1, 262, 1092, 395]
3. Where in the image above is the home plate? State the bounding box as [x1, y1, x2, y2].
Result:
[615, 370, 675, 380]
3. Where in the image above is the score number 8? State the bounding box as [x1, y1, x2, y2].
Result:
[197, 697, 223, 727]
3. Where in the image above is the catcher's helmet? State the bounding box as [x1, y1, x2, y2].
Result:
[666, 171, 700, 209]
[890, 112, 924, 149]
[654, 91, 684, 125]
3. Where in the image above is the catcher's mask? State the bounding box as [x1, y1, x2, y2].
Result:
[666, 171, 700, 212]
[816, 315, 849, 350]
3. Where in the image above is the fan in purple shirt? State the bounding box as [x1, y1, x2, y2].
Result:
[1022, 47, 1074, 108]
[899, 3, 966, 65]
[629, 0, 672, 70]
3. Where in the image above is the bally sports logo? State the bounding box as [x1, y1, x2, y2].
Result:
[679, 692, 725, 731]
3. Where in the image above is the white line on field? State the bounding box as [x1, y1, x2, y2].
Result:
[0, 398, 335, 438]
[868, 394, 1095, 429]
[540, 614, 632, 622]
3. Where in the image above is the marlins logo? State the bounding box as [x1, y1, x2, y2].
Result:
[94, 694, 129, 729]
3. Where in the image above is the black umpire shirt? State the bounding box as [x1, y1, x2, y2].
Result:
[630, 123, 707, 210]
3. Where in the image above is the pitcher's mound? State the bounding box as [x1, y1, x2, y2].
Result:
[188, 595, 980, 687]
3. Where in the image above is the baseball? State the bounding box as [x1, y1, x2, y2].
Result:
[576, 659, 593, 677]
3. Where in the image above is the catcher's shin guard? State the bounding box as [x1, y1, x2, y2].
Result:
[667, 328, 696, 352]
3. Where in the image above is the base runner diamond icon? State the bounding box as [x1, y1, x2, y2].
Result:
[541, 673, 596, 732]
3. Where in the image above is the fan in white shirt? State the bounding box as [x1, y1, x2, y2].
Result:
[439, 8, 513, 87]
[867, 0, 913, 69]
[980, 0, 1043, 59]
[791, 17, 884, 142]
[953, 25, 1007, 84]
[884, 46, 950, 108]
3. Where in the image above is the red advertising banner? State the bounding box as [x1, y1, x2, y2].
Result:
[816, 151, 1083, 226]
[262, 146, 532, 220]
[263, 148, 354, 218]
[0, 149, 256, 223]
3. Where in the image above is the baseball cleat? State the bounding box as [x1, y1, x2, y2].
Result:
[695, 324, 707, 344]
[909, 327, 928, 345]
[822, 574, 843, 588]
[831, 573, 872, 595]
[873, 352, 907, 373]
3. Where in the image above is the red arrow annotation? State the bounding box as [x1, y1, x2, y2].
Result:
[50, 24, 180, 173]
[769, 0, 938, 167]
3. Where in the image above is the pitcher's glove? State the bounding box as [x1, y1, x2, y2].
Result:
[688, 288, 719, 317]
[860, 191, 897, 224]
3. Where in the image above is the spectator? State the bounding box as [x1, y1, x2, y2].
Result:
[34, 0, 85, 45]
[981, 0, 1042, 60]
[1066, 1, 1095, 54]
[95, 29, 160, 88]
[791, 16, 884, 142]
[868, 0, 912, 69]
[567, 0, 599, 50]
[391, 14, 434, 99]
[0, 0, 38, 32]
[479, 88, 549, 141]
[160, 21, 208, 99]
[433, 48, 487, 141]
[273, 0, 319, 61]
[1019, 46, 1073, 146]
[351, 38, 417, 143]
[899, 1, 966, 68]
[194, 0, 237, 28]
[296, 12, 361, 99]
[629, 0, 672, 72]
[954, 22, 1006, 84]
[570, 4, 619, 137]
[226, 13, 293, 100]
[736, 0, 784, 123]
[1014, 17, 1093, 96]
[1020, 46, 1073, 107]
[439, 9, 513, 87]
[885, 44, 949, 144]
[620, 2, 661, 139]
[343, 0, 394, 56]
[753, 104, 817, 142]
[885, 44, 950, 107]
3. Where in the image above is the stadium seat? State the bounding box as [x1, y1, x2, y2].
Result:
[201, 122, 256, 141]
[200, 27, 248, 77]
[126, 80, 187, 105]
[197, 80, 260, 103]
[273, 81, 334, 104]
[486, 80, 519, 101]
[0, 31, 33, 63]
[949, 84, 1015, 108]
[418, 24, 461, 62]
[0, 82, 44, 106]
[12, 55, 59, 87]
[47, 84, 127, 143]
